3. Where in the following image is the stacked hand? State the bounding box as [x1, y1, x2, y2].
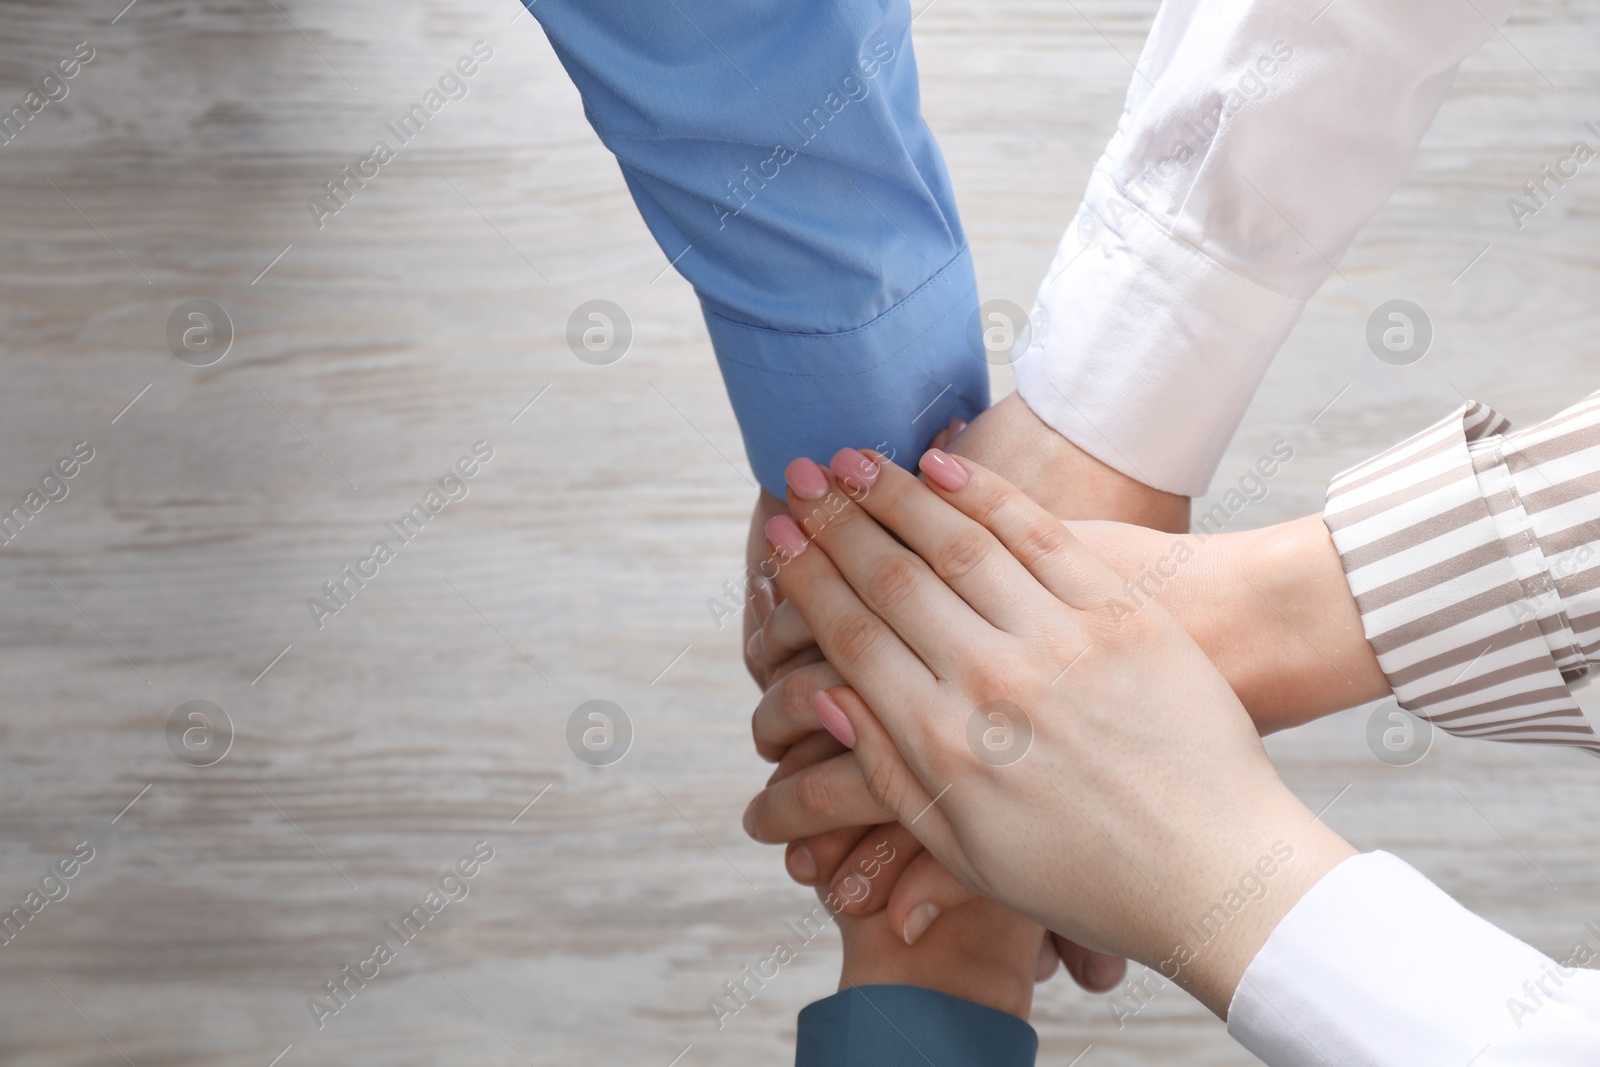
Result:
[757, 447, 1357, 1014]
[740, 405, 1162, 1002]
[737, 396, 1386, 1015]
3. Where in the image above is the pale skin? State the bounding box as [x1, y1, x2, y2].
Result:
[742, 393, 1388, 1006]
[761, 447, 1358, 1017]
[742, 393, 1198, 1003]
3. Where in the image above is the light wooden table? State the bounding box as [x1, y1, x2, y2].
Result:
[0, 1, 1596, 1063]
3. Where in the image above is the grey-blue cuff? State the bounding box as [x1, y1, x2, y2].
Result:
[796, 984, 1037, 1067]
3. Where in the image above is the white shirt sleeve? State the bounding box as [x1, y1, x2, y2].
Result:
[1227, 851, 1600, 1066]
[1015, 0, 1517, 497]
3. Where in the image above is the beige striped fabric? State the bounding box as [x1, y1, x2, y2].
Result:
[1323, 393, 1600, 757]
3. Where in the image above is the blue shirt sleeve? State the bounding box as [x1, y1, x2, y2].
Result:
[529, 0, 989, 496]
[796, 985, 1038, 1067]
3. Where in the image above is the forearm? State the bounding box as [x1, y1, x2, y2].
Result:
[1017, 0, 1515, 497]
[533, 0, 985, 496]
[928, 394, 1383, 728]
[1070, 513, 1390, 734]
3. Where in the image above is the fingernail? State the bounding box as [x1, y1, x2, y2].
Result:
[831, 448, 879, 490]
[837, 872, 869, 906]
[788, 843, 819, 884]
[950, 419, 968, 436]
[919, 448, 968, 491]
[903, 902, 941, 946]
[752, 577, 777, 622]
[746, 628, 764, 663]
[742, 799, 758, 837]
[810, 690, 856, 749]
[1084, 953, 1124, 992]
[785, 457, 829, 501]
[765, 515, 808, 558]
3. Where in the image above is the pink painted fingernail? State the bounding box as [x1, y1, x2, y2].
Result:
[785, 457, 829, 501]
[919, 448, 968, 491]
[810, 689, 856, 749]
[746, 628, 764, 663]
[831, 448, 880, 491]
[765, 515, 808, 558]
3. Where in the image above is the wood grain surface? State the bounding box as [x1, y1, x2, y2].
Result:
[0, 0, 1596, 1063]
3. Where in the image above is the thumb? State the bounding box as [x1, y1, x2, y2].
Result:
[885, 848, 982, 946]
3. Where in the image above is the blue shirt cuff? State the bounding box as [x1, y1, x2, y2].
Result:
[795, 984, 1037, 1067]
[702, 247, 989, 498]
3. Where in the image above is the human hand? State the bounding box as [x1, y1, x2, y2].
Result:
[742, 421, 970, 690]
[747, 591, 1126, 989]
[747, 506, 1387, 948]
[747, 401, 1191, 988]
[763, 715, 1043, 1019]
[746, 418, 1130, 992]
[741, 490, 789, 689]
[762, 447, 1356, 1016]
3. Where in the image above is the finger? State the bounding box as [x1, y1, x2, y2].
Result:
[743, 577, 779, 674]
[767, 729, 847, 785]
[755, 598, 816, 670]
[1052, 934, 1128, 994]
[786, 826, 869, 887]
[927, 417, 968, 452]
[744, 491, 788, 687]
[782, 457, 999, 678]
[764, 513, 939, 739]
[752, 660, 844, 762]
[1036, 933, 1061, 983]
[766, 644, 825, 689]
[918, 448, 1125, 613]
[885, 848, 982, 946]
[743, 751, 893, 844]
[826, 823, 923, 917]
[815, 686, 969, 896]
[828, 448, 1047, 630]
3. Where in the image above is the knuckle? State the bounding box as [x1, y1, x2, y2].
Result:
[963, 656, 1013, 700]
[933, 529, 991, 583]
[918, 730, 963, 782]
[779, 669, 816, 727]
[831, 611, 885, 670]
[1013, 515, 1071, 569]
[799, 495, 856, 541]
[969, 482, 1011, 529]
[792, 770, 837, 819]
[867, 556, 920, 613]
[864, 757, 906, 816]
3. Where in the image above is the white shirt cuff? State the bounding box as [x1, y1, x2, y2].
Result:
[1227, 851, 1600, 1066]
[1014, 170, 1303, 497]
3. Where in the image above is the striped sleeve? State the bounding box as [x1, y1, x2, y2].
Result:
[1322, 393, 1600, 757]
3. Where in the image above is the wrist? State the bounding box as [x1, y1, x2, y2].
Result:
[950, 393, 1190, 532]
[837, 904, 1039, 1021]
[1144, 792, 1357, 1019]
[1228, 515, 1388, 731]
